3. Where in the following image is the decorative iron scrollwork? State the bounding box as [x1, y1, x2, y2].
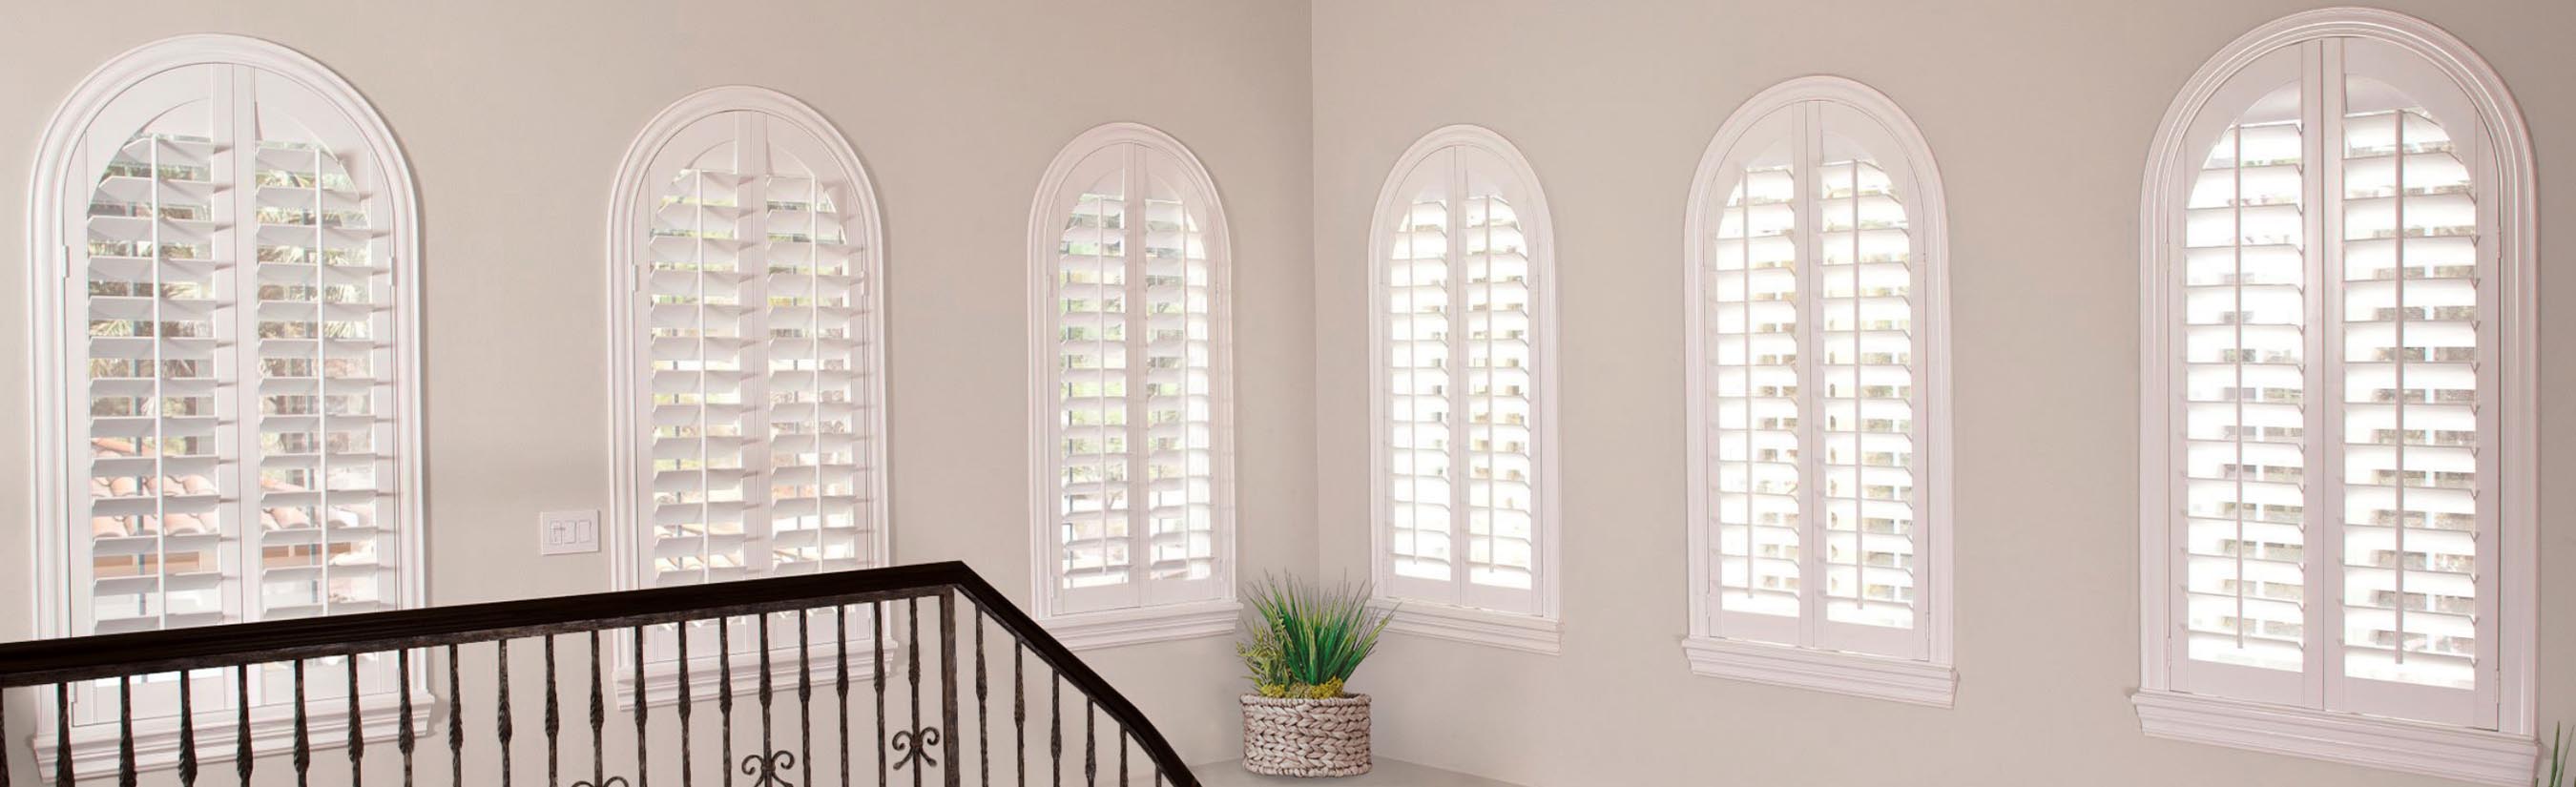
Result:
[891, 726, 943, 771]
[741, 749, 800, 787]
[571, 778, 630, 787]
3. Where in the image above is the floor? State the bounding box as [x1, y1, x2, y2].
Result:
[1195, 758, 1524, 787]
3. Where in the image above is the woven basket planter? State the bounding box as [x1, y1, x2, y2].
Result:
[1240, 694, 1372, 777]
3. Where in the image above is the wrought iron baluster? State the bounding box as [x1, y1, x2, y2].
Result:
[939, 590, 960, 787]
[1081, 700, 1093, 787]
[449, 645, 464, 787]
[399, 650, 415, 787]
[719, 617, 736, 787]
[548, 635, 562, 787]
[294, 659, 311, 787]
[737, 614, 795, 787]
[874, 602, 886, 787]
[837, 607, 851, 787]
[1014, 647, 1025, 787]
[501, 640, 516, 787]
[179, 668, 199, 787]
[118, 674, 135, 787]
[634, 625, 650, 787]
[799, 611, 811, 787]
[237, 666, 253, 787]
[680, 624, 696, 787]
[590, 630, 606, 787]
[2, 680, 12, 787]
[973, 611, 987, 787]
[1116, 731, 1126, 787]
[906, 597, 921, 787]
[1049, 676, 1061, 787]
[55, 683, 72, 787]
[348, 655, 364, 787]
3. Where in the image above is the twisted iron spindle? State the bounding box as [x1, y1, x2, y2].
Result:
[293, 659, 311, 787]
[634, 626, 649, 787]
[719, 618, 736, 787]
[837, 608, 852, 787]
[348, 656, 364, 787]
[758, 615, 774, 785]
[679, 627, 696, 787]
[1014, 647, 1026, 787]
[939, 590, 961, 787]
[55, 684, 72, 787]
[448, 645, 464, 787]
[1050, 676, 1061, 787]
[1082, 700, 1094, 787]
[974, 611, 987, 787]
[501, 640, 516, 787]
[547, 635, 562, 787]
[905, 597, 921, 787]
[118, 675, 135, 787]
[399, 650, 416, 787]
[237, 667, 253, 787]
[874, 602, 887, 787]
[590, 631, 606, 787]
[179, 669, 199, 786]
[798, 612, 811, 787]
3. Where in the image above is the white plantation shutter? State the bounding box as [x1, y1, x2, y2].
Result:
[1371, 126, 1553, 618]
[613, 88, 886, 598]
[1688, 78, 1947, 664]
[1031, 123, 1231, 616]
[32, 36, 422, 726]
[2148, 29, 2530, 730]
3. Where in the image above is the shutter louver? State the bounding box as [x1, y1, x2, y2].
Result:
[1377, 135, 1550, 617]
[1037, 126, 1231, 615]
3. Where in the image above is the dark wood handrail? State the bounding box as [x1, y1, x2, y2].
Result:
[0, 561, 1205, 786]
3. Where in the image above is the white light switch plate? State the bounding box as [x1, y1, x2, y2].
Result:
[540, 509, 600, 555]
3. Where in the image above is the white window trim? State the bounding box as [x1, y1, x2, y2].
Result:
[1678, 75, 1955, 707]
[2134, 9, 2539, 783]
[23, 33, 428, 772]
[1024, 122, 1238, 650]
[604, 85, 892, 699]
[1364, 124, 1563, 652]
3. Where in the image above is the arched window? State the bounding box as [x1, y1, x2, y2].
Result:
[1680, 76, 1953, 705]
[1368, 125, 1559, 652]
[2135, 10, 2536, 781]
[609, 86, 887, 592]
[1028, 122, 1236, 647]
[27, 33, 423, 769]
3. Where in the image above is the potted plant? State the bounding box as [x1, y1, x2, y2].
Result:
[1236, 575, 1395, 777]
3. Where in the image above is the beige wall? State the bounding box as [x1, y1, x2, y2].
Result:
[1310, 1, 2572, 785]
[0, 0, 1315, 773]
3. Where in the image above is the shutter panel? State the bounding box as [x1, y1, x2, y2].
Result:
[635, 112, 882, 590]
[61, 53, 415, 722]
[1701, 97, 1930, 658]
[1376, 134, 1549, 617]
[1038, 127, 1230, 615]
[2157, 35, 2501, 727]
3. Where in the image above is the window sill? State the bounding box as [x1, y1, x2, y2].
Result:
[2131, 689, 2535, 785]
[1377, 601, 1560, 655]
[1680, 636, 1954, 708]
[1038, 599, 1239, 651]
[36, 691, 426, 778]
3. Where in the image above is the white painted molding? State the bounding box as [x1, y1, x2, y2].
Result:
[604, 85, 891, 596]
[1023, 121, 1237, 619]
[2134, 6, 2537, 751]
[1681, 75, 1953, 666]
[1378, 600, 1561, 656]
[1037, 599, 1240, 651]
[1363, 124, 1562, 624]
[1681, 636, 1954, 708]
[2132, 690, 2539, 785]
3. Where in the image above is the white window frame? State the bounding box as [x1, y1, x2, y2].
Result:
[1026, 122, 1239, 650]
[606, 85, 892, 701]
[2134, 9, 2538, 784]
[1678, 75, 1955, 706]
[24, 33, 427, 776]
[1365, 124, 1562, 655]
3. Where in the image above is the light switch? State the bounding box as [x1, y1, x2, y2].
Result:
[540, 509, 600, 555]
